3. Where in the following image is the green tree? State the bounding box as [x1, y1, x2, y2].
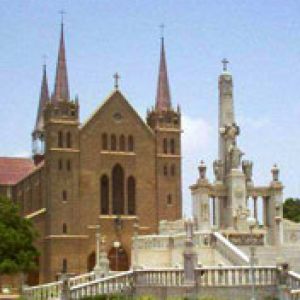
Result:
[0, 195, 39, 275]
[283, 198, 300, 223]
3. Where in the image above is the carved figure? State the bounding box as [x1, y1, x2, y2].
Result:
[229, 144, 244, 169]
[242, 160, 253, 182]
[213, 159, 223, 181]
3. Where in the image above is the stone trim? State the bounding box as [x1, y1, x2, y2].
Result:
[49, 148, 80, 153]
[48, 120, 79, 125]
[155, 128, 182, 133]
[100, 151, 136, 156]
[156, 154, 181, 158]
[25, 207, 46, 219]
[45, 235, 89, 239]
[98, 215, 138, 220]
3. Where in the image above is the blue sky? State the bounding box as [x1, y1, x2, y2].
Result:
[1, 1, 300, 215]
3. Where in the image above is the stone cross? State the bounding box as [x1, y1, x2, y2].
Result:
[160, 23, 165, 38]
[59, 10, 66, 24]
[114, 73, 120, 89]
[222, 58, 229, 72]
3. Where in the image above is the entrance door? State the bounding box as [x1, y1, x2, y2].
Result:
[27, 257, 39, 286]
[108, 246, 129, 271]
[87, 252, 96, 272]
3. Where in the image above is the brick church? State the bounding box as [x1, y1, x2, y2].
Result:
[0, 22, 182, 284]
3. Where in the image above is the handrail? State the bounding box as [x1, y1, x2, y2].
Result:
[213, 231, 250, 265]
[70, 270, 133, 290]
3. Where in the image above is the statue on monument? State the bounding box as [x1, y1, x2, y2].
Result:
[229, 143, 244, 169]
[213, 159, 224, 182]
[242, 160, 253, 182]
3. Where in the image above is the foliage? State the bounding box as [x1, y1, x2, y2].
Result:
[0, 195, 39, 274]
[283, 198, 300, 223]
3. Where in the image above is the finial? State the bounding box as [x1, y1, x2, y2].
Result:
[221, 58, 229, 72]
[271, 164, 279, 182]
[113, 73, 120, 90]
[159, 23, 165, 39]
[59, 9, 66, 25]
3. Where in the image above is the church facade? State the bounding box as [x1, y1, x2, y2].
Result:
[0, 22, 182, 283]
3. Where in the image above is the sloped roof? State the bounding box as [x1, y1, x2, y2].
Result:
[80, 89, 154, 136]
[0, 157, 35, 185]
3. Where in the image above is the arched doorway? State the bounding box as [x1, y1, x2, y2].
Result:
[87, 252, 96, 272]
[108, 246, 129, 271]
[27, 257, 39, 286]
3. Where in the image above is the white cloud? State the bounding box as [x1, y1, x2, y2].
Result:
[182, 114, 212, 156]
[181, 114, 214, 216]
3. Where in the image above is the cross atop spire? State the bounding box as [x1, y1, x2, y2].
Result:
[155, 28, 172, 112]
[222, 58, 229, 72]
[53, 16, 70, 103]
[160, 23, 165, 38]
[59, 9, 66, 24]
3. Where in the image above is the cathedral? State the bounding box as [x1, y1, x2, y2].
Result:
[0, 21, 182, 283]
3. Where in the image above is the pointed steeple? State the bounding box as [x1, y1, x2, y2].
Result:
[53, 21, 70, 103]
[34, 64, 49, 134]
[155, 36, 172, 111]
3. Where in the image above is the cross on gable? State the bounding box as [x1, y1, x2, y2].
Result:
[114, 73, 120, 89]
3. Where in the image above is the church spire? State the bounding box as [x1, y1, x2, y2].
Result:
[53, 20, 70, 103]
[155, 31, 172, 111]
[34, 63, 49, 134]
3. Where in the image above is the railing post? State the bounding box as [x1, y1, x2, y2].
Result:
[277, 262, 289, 300]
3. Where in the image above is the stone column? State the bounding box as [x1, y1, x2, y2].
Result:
[183, 220, 197, 285]
[191, 162, 211, 230]
[253, 196, 258, 222]
[212, 197, 216, 226]
[268, 165, 283, 246]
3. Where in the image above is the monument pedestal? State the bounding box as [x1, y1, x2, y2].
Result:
[227, 169, 249, 231]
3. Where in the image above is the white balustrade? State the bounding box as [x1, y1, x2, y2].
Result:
[24, 266, 282, 299]
[70, 271, 134, 300]
[195, 266, 277, 287]
[23, 280, 62, 300]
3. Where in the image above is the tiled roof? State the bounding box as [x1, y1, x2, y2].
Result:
[0, 157, 35, 185]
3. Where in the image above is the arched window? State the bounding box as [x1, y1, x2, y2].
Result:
[127, 176, 136, 215]
[163, 138, 168, 154]
[112, 164, 124, 214]
[62, 190, 67, 202]
[58, 131, 63, 148]
[63, 223, 67, 234]
[128, 135, 134, 152]
[111, 134, 117, 151]
[66, 132, 72, 148]
[170, 139, 175, 154]
[170, 164, 176, 176]
[167, 194, 172, 205]
[102, 133, 108, 150]
[100, 175, 109, 215]
[62, 259, 67, 272]
[119, 135, 125, 151]
[58, 159, 63, 170]
[67, 160, 71, 171]
[163, 165, 168, 176]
